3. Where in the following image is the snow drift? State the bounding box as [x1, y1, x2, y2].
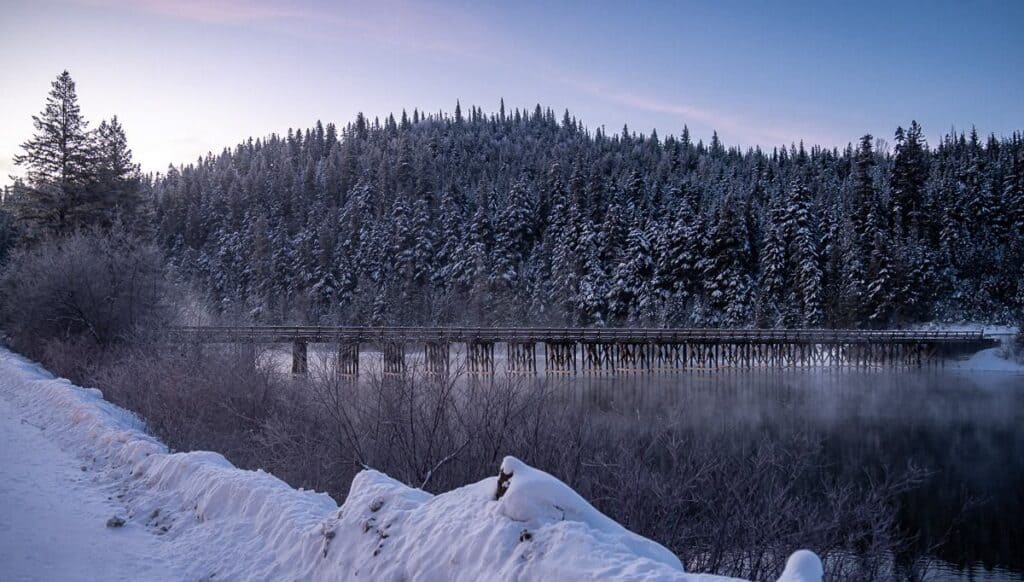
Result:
[0, 348, 821, 581]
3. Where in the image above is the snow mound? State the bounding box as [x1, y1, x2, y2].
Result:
[323, 456, 708, 581]
[0, 348, 822, 581]
[777, 550, 823, 582]
[496, 456, 685, 571]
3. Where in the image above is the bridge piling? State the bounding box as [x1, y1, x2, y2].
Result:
[467, 341, 495, 376]
[292, 341, 308, 375]
[424, 341, 449, 377]
[506, 342, 537, 374]
[337, 342, 359, 377]
[383, 342, 406, 375]
[545, 342, 576, 374]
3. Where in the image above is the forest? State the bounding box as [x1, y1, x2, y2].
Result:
[144, 103, 1024, 328]
[7, 74, 1024, 329]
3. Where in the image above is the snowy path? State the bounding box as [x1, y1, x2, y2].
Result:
[0, 395, 173, 581]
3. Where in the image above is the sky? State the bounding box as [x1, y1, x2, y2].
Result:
[1, 0, 1022, 180]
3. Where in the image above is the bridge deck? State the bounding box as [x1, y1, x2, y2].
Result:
[166, 326, 996, 374]
[168, 326, 990, 345]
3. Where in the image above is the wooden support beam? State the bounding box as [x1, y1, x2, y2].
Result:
[338, 342, 359, 377]
[292, 341, 308, 375]
[506, 342, 536, 375]
[423, 341, 449, 376]
[467, 341, 495, 376]
[543, 342, 576, 374]
[383, 342, 406, 375]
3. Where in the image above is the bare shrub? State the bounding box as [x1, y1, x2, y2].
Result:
[0, 229, 168, 354]
[36, 339, 932, 580]
[285, 361, 925, 580]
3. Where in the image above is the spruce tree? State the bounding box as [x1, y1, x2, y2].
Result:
[12, 71, 96, 236]
[786, 176, 824, 326]
[757, 195, 787, 326]
[94, 116, 142, 224]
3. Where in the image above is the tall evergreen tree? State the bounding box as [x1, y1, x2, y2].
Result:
[12, 71, 96, 236]
[891, 121, 929, 237]
[785, 176, 824, 326]
[94, 116, 142, 224]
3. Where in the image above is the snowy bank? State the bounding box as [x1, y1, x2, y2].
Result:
[911, 323, 1024, 372]
[948, 347, 1024, 373]
[0, 348, 821, 581]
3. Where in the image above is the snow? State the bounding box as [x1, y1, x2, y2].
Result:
[948, 348, 1024, 373]
[0, 395, 169, 581]
[909, 322, 1024, 372]
[776, 550, 823, 582]
[0, 348, 822, 581]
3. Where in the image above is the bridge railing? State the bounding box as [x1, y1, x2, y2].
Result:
[165, 326, 989, 345]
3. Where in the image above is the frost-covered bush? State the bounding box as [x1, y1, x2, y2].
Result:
[0, 229, 168, 354]
[43, 345, 926, 581]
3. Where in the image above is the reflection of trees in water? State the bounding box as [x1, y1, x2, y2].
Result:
[557, 370, 1024, 577]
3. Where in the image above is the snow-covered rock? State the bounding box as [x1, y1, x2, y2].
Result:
[0, 348, 822, 581]
[777, 550, 824, 582]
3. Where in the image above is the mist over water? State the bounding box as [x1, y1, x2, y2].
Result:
[271, 345, 1023, 579]
[559, 369, 1024, 580]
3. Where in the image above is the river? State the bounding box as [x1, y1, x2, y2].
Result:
[559, 367, 1024, 581]
[269, 344, 1024, 580]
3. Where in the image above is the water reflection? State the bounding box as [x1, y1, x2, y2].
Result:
[268, 344, 1023, 579]
[552, 370, 1024, 580]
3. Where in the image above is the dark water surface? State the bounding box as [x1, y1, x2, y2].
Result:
[280, 345, 1022, 579]
[557, 369, 1024, 581]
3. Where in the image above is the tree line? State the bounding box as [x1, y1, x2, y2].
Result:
[6, 72, 1024, 328]
[151, 105, 1024, 327]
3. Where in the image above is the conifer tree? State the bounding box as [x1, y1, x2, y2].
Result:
[94, 116, 142, 223]
[12, 71, 96, 236]
[786, 176, 824, 326]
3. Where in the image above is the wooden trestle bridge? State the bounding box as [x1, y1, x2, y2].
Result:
[168, 327, 997, 376]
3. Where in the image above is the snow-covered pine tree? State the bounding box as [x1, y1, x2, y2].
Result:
[866, 231, 896, 326]
[757, 194, 787, 327]
[891, 121, 929, 238]
[699, 194, 752, 326]
[786, 175, 824, 327]
[606, 216, 657, 323]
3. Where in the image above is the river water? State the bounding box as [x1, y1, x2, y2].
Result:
[270, 345, 1024, 580]
[557, 368, 1024, 581]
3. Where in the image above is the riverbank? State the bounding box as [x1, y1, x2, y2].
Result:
[0, 348, 821, 581]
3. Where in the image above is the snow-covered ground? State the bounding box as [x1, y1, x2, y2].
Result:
[0, 348, 821, 581]
[913, 322, 1024, 372]
[0, 395, 171, 581]
[948, 347, 1024, 372]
